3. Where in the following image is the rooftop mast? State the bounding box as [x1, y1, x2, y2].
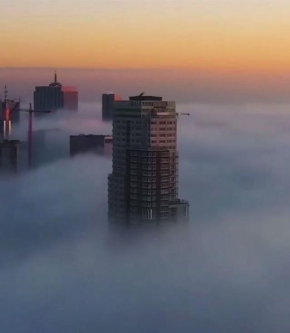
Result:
[4, 85, 8, 103]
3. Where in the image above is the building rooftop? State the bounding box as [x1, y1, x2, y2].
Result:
[0, 140, 20, 146]
[49, 72, 62, 88]
[129, 94, 162, 101]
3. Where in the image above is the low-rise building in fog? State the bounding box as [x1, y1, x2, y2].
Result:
[0, 140, 20, 172]
[70, 134, 112, 157]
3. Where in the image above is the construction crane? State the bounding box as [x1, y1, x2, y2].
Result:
[19, 103, 51, 167]
[177, 112, 190, 116]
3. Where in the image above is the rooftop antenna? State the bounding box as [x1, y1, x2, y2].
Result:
[54, 71, 57, 83]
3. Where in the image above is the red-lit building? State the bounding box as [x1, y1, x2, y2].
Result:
[0, 87, 21, 139]
[62, 86, 78, 110]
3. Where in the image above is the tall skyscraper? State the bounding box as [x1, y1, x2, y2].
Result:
[34, 73, 78, 111]
[108, 94, 189, 223]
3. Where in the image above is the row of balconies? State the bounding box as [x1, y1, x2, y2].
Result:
[142, 165, 157, 170]
[161, 177, 170, 182]
[131, 158, 173, 166]
[131, 163, 171, 170]
[142, 190, 157, 195]
[141, 178, 157, 183]
[142, 172, 157, 177]
[131, 183, 172, 189]
[130, 189, 169, 196]
[130, 189, 160, 196]
[141, 203, 157, 208]
[129, 151, 173, 159]
[141, 158, 157, 164]
[161, 190, 169, 194]
[141, 184, 157, 189]
[130, 195, 169, 202]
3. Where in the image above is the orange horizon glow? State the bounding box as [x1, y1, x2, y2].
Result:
[1, 0, 290, 74]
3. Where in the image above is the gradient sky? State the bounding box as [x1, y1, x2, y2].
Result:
[1, 0, 290, 72]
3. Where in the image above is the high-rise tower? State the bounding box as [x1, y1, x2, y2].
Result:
[108, 94, 189, 223]
[34, 73, 78, 111]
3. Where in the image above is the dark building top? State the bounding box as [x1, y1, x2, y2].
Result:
[102, 93, 115, 121]
[70, 134, 111, 156]
[102, 93, 122, 121]
[0, 140, 20, 172]
[129, 94, 162, 101]
[34, 73, 78, 111]
[0, 139, 20, 147]
[34, 85, 63, 111]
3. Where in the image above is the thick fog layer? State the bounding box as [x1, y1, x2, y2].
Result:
[1, 102, 290, 333]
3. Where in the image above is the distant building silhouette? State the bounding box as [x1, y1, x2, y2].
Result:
[102, 93, 122, 120]
[108, 94, 189, 223]
[0, 140, 20, 172]
[70, 134, 112, 157]
[34, 73, 78, 111]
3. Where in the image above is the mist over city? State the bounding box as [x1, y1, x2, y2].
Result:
[1, 77, 290, 331]
[2, 0, 290, 332]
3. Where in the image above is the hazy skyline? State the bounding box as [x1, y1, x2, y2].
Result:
[2, 68, 290, 104]
[2, 0, 290, 73]
[2, 103, 290, 332]
[2, 3, 290, 331]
